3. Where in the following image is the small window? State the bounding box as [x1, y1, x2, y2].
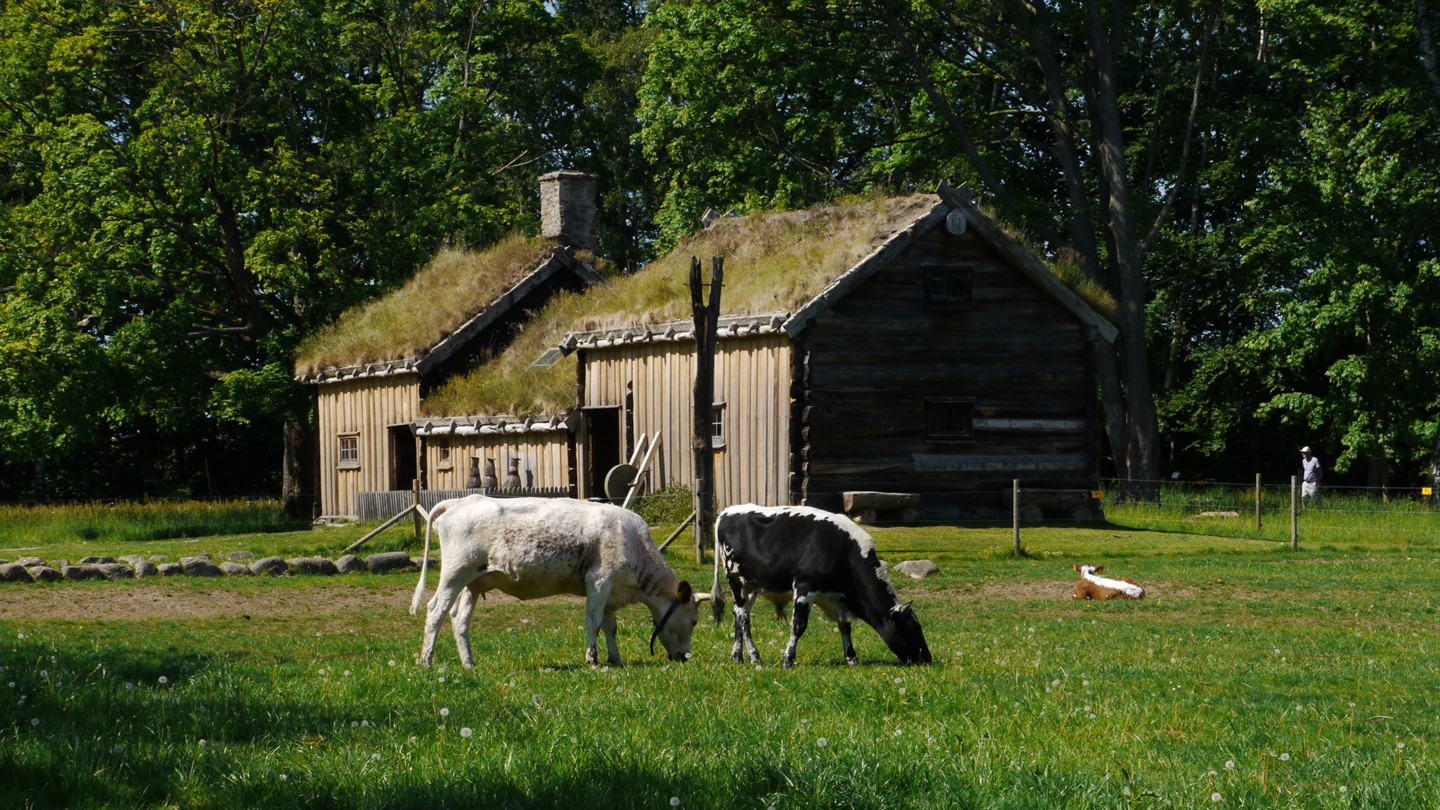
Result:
[925, 398, 974, 441]
[711, 402, 726, 449]
[923, 267, 972, 309]
[439, 441, 451, 461]
[436, 440, 452, 469]
[338, 435, 360, 468]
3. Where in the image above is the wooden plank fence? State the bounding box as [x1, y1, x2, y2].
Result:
[357, 487, 570, 521]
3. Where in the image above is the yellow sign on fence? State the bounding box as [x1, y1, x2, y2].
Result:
[1424, 487, 1434, 496]
[1091, 490, 1106, 499]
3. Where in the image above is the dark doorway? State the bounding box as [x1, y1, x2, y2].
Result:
[584, 407, 621, 499]
[389, 425, 417, 491]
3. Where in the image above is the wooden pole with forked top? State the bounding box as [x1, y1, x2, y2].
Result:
[690, 256, 723, 565]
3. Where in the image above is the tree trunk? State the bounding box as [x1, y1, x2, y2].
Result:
[1428, 428, 1440, 505]
[33, 457, 47, 503]
[282, 419, 312, 521]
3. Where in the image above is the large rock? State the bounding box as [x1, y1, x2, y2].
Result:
[411, 557, 438, 570]
[186, 553, 213, 561]
[286, 557, 338, 576]
[0, 563, 33, 583]
[0, 559, 7, 565]
[158, 562, 185, 576]
[365, 552, 415, 573]
[27, 566, 62, 583]
[132, 560, 159, 578]
[79, 555, 116, 565]
[181, 557, 223, 577]
[14, 556, 45, 568]
[62, 565, 106, 581]
[94, 563, 134, 580]
[49, 559, 71, 570]
[225, 551, 257, 561]
[149, 556, 169, 563]
[219, 561, 252, 576]
[893, 559, 939, 580]
[249, 557, 288, 576]
[119, 555, 147, 567]
[335, 554, 367, 574]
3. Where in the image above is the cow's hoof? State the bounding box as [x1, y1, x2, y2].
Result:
[845, 658, 858, 666]
[607, 657, 624, 667]
[731, 649, 744, 663]
[782, 658, 796, 669]
[585, 648, 599, 667]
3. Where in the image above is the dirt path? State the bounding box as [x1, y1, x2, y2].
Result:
[0, 578, 1217, 622]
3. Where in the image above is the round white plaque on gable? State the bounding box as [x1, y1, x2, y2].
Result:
[945, 210, 968, 235]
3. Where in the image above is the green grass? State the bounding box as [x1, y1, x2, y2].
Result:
[0, 500, 308, 548]
[3, 522, 1438, 808]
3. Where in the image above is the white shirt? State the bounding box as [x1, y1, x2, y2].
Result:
[1302, 456, 1322, 483]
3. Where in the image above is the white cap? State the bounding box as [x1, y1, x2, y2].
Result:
[1300, 446, 1311, 453]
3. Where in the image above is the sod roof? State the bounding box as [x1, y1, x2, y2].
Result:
[294, 235, 566, 378]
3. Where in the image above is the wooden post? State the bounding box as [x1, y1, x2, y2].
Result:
[412, 479, 422, 543]
[1290, 475, 1298, 549]
[1012, 479, 1021, 556]
[1255, 473, 1262, 536]
[691, 256, 723, 565]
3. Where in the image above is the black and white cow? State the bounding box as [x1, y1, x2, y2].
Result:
[712, 505, 932, 667]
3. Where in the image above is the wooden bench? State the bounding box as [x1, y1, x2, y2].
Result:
[842, 491, 921, 524]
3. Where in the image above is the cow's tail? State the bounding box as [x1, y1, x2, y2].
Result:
[710, 512, 726, 625]
[409, 503, 447, 615]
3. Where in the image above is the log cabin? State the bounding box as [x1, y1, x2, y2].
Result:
[399, 181, 1118, 522]
[294, 172, 604, 519]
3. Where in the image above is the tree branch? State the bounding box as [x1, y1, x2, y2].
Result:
[1139, 1, 1219, 256]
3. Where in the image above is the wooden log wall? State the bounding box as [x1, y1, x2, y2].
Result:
[805, 226, 1099, 516]
[422, 433, 570, 492]
[579, 333, 791, 508]
[316, 374, 421, 518]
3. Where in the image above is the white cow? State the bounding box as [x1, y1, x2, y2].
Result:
[411, 495, 708, 666]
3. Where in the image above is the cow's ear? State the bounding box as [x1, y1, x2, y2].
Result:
[676, 580, 693, 602]
[1072, 563, 1081, 572]
[1093, 565, 1104, 573]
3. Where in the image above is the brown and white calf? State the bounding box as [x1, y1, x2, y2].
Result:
[411, 495, 707, 667]
[1071, 564, 1146, 600]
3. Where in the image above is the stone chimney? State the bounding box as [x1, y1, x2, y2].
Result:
[539, 171, 598, 251]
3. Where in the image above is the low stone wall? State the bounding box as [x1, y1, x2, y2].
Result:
[0, 551, 437, 584]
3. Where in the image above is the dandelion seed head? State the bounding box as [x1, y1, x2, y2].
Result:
[1170, 657, 1178, 664]
[344, 670, 351, 677]
[616, 686, 623, 693]
[30, 718, 38, 726]
[114, 744, 125, 753]
[361, 720, 369, 727]
[438, 677, 445, 683]
[1051, 679, 1060, 687]
[1211, 792, 1221, 802]
[460, 727, 473, 738]
[352, 721, 359, 728]
[440, 707, 449, 717]
[899, 688, 906, 695]
[670, 798, 680, 807]
[158, 676, 168, 684]
[199, 739, 206, 746]
[1225, 760, 1235, 770]
[279, 774, 288, 781]
[1028, 627, 1034, 633]
[1397, 742, 1405, 750]
[1280, 753, 1290, 761]
[816, 737, 827, 747]
[388, 660, 396, 667]
[39, 670, 47, 677]
[1339, 786, 1347, 794]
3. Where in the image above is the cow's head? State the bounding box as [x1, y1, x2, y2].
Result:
[1073, 563, 1101, 576]
[877, 601, 932, 665]
[650, 580, 710, 662]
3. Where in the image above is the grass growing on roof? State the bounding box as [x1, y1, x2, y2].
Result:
[294, 235, 558, 376]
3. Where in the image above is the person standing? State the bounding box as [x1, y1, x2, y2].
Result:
[1300, 446, 1323, 505]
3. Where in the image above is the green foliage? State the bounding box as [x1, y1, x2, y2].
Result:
[629, 481, 695, 527]
[0, 499, 303, 546]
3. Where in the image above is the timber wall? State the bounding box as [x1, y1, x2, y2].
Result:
[580, 333, 791, 508]
[422, 433, 570, 492]
[316, 374, 421, 518]
[804, 226, 1099, 518]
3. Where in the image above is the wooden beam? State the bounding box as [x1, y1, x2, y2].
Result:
[345, 504, 415, 552]
[657, 511, 697, 552]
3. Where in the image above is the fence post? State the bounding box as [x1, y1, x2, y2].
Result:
[1255, 473, 1262, 536]
[1013, 479, 1021, 556]
[412, 479, 422, 543]
[1290, 475, 1298, 549]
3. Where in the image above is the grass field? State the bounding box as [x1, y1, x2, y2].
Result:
[3, 518, 1437, 809]
[0, 499, 306, 548]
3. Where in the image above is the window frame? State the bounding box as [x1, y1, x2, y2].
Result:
[337, 433, 361, 469]
[711, 401, 727, 449]
[436, 439, 452, 470]
[922, 266, 973, 310]
[924, 397, 976, 443]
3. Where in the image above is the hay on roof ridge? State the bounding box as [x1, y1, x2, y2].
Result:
[294, 234, 558, 377]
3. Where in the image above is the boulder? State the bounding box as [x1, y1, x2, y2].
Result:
[186, 553, 213, 561]
[15, 556, 45, 568]
[335, 554, 367, 574]
[225, 551, 257, 561]
[249, 557, 288, 576]
[158, 562, 185, 576]
[181, 557, 223, 577]
[27, 566, 62, 583]
[286, 557, 338, 576]
[94, 563, 134, 580]
[79, 555, 116, 565]
[50, 559, 71, 570]
[62, 565, 106, 581]
[119, 555, 147, 567]
[132, 560, 159, 579]
[893, 559, 939, 580]
[0, 563, 33, 583]
[219, 561, 252, 576]
[149, 556, 169, 563]
[365, 552, 415, 573]
[0, 559, 6, 565]
[411, 557, 438, 570]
